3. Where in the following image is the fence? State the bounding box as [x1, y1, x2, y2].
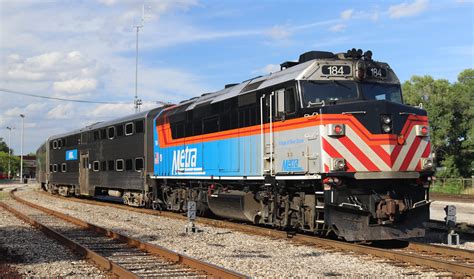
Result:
[431, 177, 474, 195]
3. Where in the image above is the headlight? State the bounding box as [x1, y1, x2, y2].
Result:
[382, 124, 392, 133]
[422, 158, 434, 170]
[381, 115, 391, 124]
[331, 158, 346, 171]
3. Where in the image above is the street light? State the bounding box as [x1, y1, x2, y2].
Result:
[6, 126, 13, 179]
[20, 114, 25, 182]
[133, 5, 145, 113]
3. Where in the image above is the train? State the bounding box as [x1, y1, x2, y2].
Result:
[37, 49, 434, 241]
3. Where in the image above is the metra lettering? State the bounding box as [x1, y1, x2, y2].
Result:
[171, 147, 203, 175]
[282, 159, 304, 171]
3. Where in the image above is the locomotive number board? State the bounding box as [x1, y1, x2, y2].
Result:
[321, 65, 351, 76]
[366, 67, 387, 78]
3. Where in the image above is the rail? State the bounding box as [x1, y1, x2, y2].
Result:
[37, 190, 474, 276]
[1, 189, 246, 278]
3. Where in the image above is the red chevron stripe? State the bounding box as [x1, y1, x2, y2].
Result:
[338, 136, 381, 171]
[421, 142, 431, 157]
[322, 138, 356, 172]
[368, 144, 392, 167]
[399, 136, 423, 171]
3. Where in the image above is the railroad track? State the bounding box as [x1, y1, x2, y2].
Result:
[0, 189, 245, 278]
[32, 189, 474, 276]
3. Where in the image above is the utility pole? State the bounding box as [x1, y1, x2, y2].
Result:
[20, 114, 24, 182]
[133, 5, 145, 113]
[6, 126, 13, 179]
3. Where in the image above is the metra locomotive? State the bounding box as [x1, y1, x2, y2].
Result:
[37, 49, 434, 241]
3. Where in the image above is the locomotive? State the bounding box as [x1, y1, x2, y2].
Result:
[37, 49, 434, 241]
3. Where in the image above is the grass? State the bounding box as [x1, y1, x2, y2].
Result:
[431, 179, 469, 195]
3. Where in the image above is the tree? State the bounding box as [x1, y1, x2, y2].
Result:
[402, 69, 473, 177]
[0, 151, 20, 176]
[0, 138, 9, 153]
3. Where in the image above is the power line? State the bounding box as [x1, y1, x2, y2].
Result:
[0, 88, 124, 104]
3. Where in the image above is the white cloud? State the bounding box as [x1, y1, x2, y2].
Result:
[46, 103, 75, 120]
[53, 78, 98, 94]
[4, 51, 101, 82]
[340, 9, 354, 20]
[329, 24, 346, 32]
[3, 103, 47, 118]
[388, 0, 429, 19]
[266, 25, 292, 40]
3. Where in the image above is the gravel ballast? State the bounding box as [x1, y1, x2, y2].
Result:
[13, 185, 452, 277]
[0, 199, 106, 278]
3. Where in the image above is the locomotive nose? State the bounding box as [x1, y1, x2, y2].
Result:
[321, 100, 427, 135]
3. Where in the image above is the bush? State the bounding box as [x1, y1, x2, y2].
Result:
[431, 179, 465, 194]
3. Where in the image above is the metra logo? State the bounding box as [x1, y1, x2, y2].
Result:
[171, 147, 205, 175]
[282, 159, 304, 172]
[65, 149, 78, 161]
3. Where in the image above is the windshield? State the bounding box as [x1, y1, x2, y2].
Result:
[360, 83, 402, 104]
[301, 81, 358, 107]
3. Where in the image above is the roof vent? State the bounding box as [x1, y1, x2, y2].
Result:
[299, 51, 335, 63]
[225, 83, 239, 89]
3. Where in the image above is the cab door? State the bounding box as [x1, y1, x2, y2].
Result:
[272, 87, 307, 174]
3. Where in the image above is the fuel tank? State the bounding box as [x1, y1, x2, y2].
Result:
[207, 190, 260, 223]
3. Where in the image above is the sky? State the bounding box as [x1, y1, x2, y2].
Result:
[0, 0, 473, 154]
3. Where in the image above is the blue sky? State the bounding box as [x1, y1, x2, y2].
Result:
[0, 0, 473, 154]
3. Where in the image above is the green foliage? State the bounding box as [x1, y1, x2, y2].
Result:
[0, 138, 9, 153]
[402, 69, 473, 178]
[0, 151, 20, 176]
[431, 179, 465, 194]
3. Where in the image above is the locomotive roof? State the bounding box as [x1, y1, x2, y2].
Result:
[171, 50, 397, 112]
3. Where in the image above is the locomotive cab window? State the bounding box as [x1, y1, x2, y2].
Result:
[93, 161, 100, 172]
[61, 163, 67, 172]
[116, 159, 124, 171]
[135, 158, 144, 171]
[275, 87, 297, 117]
[125, 123, 134, 136]
[302, 80, 358, 106]
[361, 82, 402, 104]
[107, 127, 116, 139]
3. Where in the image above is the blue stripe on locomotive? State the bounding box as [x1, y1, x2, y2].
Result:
[153, 116, 261, 177]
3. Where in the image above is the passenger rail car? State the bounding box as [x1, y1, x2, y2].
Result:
[37, 49, 434, 241]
